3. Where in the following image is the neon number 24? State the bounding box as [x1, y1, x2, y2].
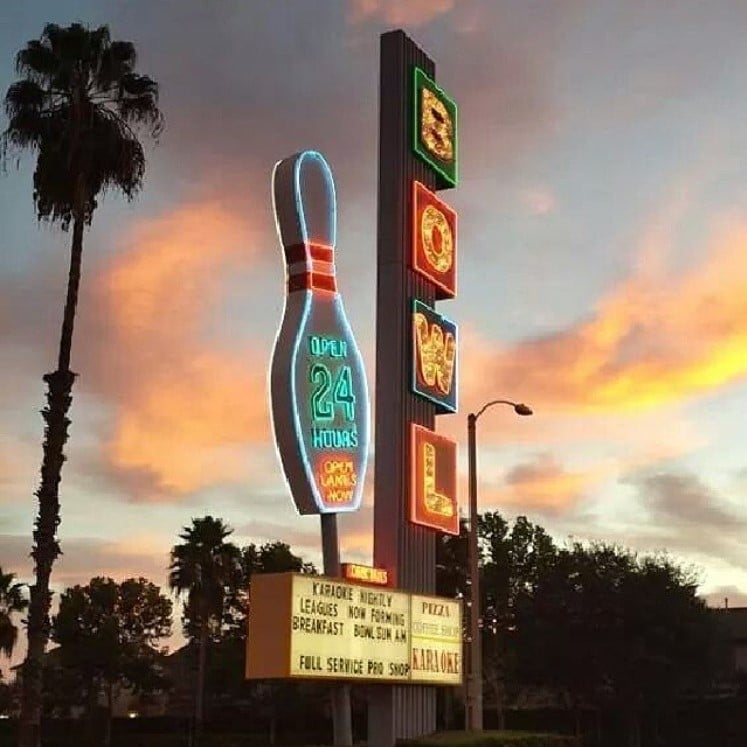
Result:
[309, 364, 356, 422]
[333, 366, 355, 421]
[310, 364, 333, 421]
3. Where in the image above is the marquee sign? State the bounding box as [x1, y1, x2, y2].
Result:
[246, 573, 462, 685]
[270, 151, 370, 514]
[412, 181, 457, 299]
[412, 66, 458, 188]
[412, 299, 457, 414]
[410, 424, 458, 535]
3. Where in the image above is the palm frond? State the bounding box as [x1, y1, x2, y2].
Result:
[1, 80, 48, 159]
[0, 568, 27, 658]
[98, 40, 137, 91]
[169, 517, 242, 639]
[2, 22, 162, 226]
[15, 39, 58, 81]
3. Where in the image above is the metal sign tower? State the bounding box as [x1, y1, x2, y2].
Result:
[370, 29, 460, 746]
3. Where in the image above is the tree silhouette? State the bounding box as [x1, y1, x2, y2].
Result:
[0, 567, 27, 659]
[515, 542, 715, 746]
[52, 577, 172, 747]
[480, 513, 556, 730]
[2, 23, 162, 747]
[169, 517, 242, 741]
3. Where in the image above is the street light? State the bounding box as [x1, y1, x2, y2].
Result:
[466, 399, 533, 732]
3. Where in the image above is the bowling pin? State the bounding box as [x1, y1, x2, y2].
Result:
[269, 150, 370, 515]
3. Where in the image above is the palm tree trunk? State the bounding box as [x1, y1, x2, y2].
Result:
[18, 216, 84, 747]
[195, 622, 208, 742]
[57, 217, 84, 371]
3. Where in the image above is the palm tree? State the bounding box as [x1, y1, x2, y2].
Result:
[0, 568, 28, 659]
[1, 23, 162, 747]
[169, 517, 242, 740]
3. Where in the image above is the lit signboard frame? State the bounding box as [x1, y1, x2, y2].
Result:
[412, 299, 458, 414]
[412, 66, 458, 189]
[410, 424, 458, 536]
[412, 181, 457, 299]
[270, 151, 370, 515]
[246, 573, 462, 686]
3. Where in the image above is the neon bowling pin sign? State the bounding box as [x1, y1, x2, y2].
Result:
[270, 150, 370, 515]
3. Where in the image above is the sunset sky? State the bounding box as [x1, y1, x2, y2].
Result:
[2, 0, 747, 668]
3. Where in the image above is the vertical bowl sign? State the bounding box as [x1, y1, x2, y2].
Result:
[270, 151, 370, 514]
[409, 66, 460, 536]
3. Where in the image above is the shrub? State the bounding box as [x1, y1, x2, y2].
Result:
[398, 730, 580, 747]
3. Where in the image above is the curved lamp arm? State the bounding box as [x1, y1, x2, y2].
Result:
[473, 399, 533, 421]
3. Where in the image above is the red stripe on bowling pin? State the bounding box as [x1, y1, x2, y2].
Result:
[284, 242, 337, 294]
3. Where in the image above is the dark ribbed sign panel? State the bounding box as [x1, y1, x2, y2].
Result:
[371, 29, 439, 742]
[373, 28, 437, 616]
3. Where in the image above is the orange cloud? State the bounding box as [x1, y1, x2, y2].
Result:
[479, 453, 596, 511]
[93, 202, 271, 497]
[103, 203, 249, 349]
[464, 219, 747, 415]
[348, 0, 456, 27]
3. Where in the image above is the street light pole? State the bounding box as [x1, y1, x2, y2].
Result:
[466, 412, 481, 732]
[465, 399, 532, 732]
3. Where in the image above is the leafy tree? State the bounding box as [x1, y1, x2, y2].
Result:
[435, 520, 469, 729]
[515, 542, 715, 746]
[193, 542, 298, 702]
[231, 541, 315, 636]
[52, 577, 172, 747]
[0, 567, 27, 659]
[206, 541, 316, 699]
[163, 539, 318, 738]
[227, 541, 316, 737]
[610, 553, 714, 747]
[516, 543, 633, 734]
[169, 516, 242, 739]
[1, 24, 162, 746]
[435, 518, 469, 600]
[436, 511, 714, 745]
[435, 513, 557, 729]
[479, 513, 556, 729]
[40, 654, 87, 718]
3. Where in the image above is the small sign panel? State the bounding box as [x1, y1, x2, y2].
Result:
[342, 563, 389, 586]
[412, 182, 457, 299]
[246, 573, 463, 685]
[410, 594, 463, 685]
[412, 300, 458, 414]
[410, 424, 458, 535]
[412, 66, 458, 188]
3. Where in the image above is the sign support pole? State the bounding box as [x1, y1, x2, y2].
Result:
[369, 30, 440, 747]
[321, 514, 354, 746]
